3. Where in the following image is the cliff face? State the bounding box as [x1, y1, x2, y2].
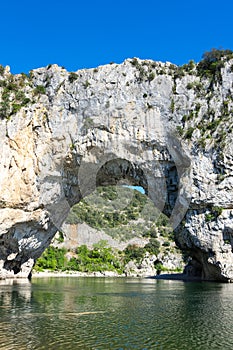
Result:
[0, 54, 232, 280]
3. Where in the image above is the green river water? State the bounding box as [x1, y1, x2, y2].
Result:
[0, 277, 233, 349]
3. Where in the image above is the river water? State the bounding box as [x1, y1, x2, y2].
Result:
[0, 277, 233, 349]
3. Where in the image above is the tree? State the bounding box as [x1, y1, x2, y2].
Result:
[197, 48, 233, 79]
[144, 238, 160, 256]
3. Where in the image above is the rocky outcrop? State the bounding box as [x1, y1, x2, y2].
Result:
[0, 53, 232, 280]
[54, 222, 150, 251]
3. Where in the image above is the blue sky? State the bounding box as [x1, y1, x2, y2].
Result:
[123, 185, 145, 194]
[1, 0, 233, 74]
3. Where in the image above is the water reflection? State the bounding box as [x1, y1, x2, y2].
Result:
[0, 278, 233, 349]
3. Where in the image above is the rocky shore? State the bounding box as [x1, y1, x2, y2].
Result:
[31, 270, 207, 283]
[32, 270, 125, 278]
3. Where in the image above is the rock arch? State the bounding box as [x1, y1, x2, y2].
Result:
[0, 122, 190, 278]
[0, 60, 232, 280]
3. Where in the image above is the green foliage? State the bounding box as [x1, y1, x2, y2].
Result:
[0, 101, 10, 119]
[197, 137, 206, 149]
[148, 72, 155, 82]
[67, 189, 174, 244]
[7, 81, 18, 90]
[0, 64, 4, 75]
[0, 75, 31, 118]
[186, 81, 203, 93]
[123, 244, 145, 263]
[0, 80, 6, 87]
[34, 247, 68, 272]
[154, 262, 167, 272]
[83, 80, 91, 88]
[56, 231, 64, 243]
[156, 214, 169, 227]
[154, 261, 183, 273]
[212, 206, 223, 217]
[195, 103, 201, 113]
[205, 213, 215, 222]
[75, 242, 123, 273]
[131, 58, 140, 67]
[182, 60, 196, 72]
[185, 127, 195, 139]
[172, 60, 196, 79]
[34, 241, 124, 273]
[34, 85, 46, 94]
[176, 126, 184, 136]
[206, 119, 220, 132]
[11, 103, 22, 114]
[144, 238, 160, 255]
[34, 188, 180, 275]
[28, 71, 34, 79]
[146, 227, 158, 238]
[170, 99, 175, 113]
[15, 90, 26, 100]
[21, 97, 31, 106]
[35, 187, 179, 274]
[174, 66, 186, 79]
[68, 72, 78, 83]
[130, 58, 157, 83]
[66, 186, 149, 236]
[172, 60, 196, 78]
[186, 82, 194, 90]
[205, 206, 223, 222]
[197, 48, 233, 82]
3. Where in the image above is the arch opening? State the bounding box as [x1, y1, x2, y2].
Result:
[55, 157, 181, 256]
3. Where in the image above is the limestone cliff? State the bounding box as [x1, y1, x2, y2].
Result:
[0, 51, 232, 280]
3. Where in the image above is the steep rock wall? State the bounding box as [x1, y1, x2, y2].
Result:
[0, 56, 232, 280]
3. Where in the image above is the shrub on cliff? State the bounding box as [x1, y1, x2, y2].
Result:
[197, 48, 233, 80]
[144, 238, 160, 255]
[123, 244, 145, 263]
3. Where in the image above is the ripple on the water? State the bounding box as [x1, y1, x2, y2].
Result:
[1, 279, 233, 349]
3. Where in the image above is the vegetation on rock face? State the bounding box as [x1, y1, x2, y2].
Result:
[0, 65, 51, 119]
[173, 48, 233, 165]
[34, 186, 183, 275]
[205, 206, 223, 222]
[34, 237, 182, 275]
[0, 65, 5, 76]
[66, 186, 173, 242]
[197, 48, 233, 81]
[68, 72, 78, 83]
[33, 239, 161, 274]
[128, 49, 232, 160]
[0, 50, 231, 280]
[0, 72, 32, 119]
[130, 58, 157, 82]
[34, 85, 46, 95]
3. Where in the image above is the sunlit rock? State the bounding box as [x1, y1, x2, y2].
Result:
[0, 55, 232, 280]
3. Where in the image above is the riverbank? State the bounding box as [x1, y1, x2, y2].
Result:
[32, 270, 195, 280]
[0, 270, 206, 282]
[32, 270, 126, 278]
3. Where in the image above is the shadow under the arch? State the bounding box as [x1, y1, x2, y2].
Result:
[149, 273, 204, 282]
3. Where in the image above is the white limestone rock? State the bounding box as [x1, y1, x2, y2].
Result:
[0, 56, 232, 280]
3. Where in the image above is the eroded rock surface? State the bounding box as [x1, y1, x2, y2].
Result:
[0, 56, 232, 280]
